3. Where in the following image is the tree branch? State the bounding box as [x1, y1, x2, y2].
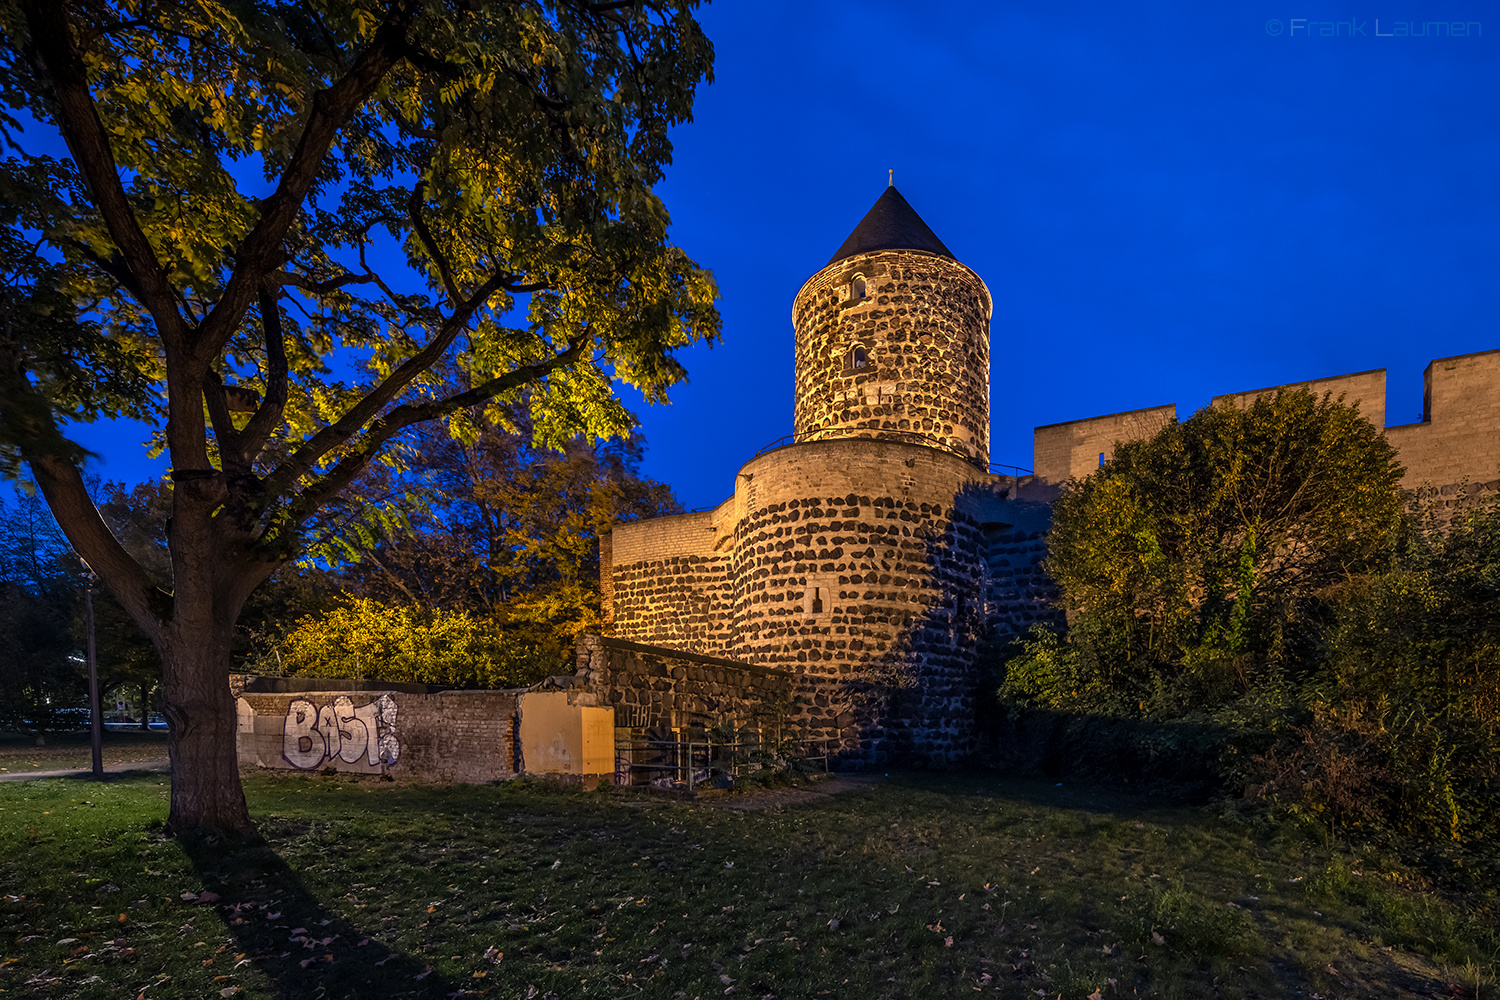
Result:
[196, 1, 417, 359]
[262, 269, 512, 499]
[408, 181, 461, 307]
[286, 340, 586, 521]
[274, 270, 379, 295]
[22, 1, 188, 344]
[236, 284, 291, 463]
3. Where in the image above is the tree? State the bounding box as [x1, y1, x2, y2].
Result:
[345, 393, 679, 616]
[0, 1, 718, 831]
[0, 488, 83, 741]
[1013, 389, 1404, 712]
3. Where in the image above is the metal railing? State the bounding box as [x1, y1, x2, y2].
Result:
[613, 736, 835, 791]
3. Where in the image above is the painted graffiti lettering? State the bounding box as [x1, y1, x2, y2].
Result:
[282, 694, 400, 769]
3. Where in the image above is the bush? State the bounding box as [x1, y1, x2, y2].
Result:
[270, 598, 565, 689]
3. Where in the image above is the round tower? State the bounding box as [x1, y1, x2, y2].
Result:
[792, 186, 993, 468]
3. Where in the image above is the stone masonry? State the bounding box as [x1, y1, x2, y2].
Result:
[793, 250, 991, 466]
[601, 185, 1500, 771]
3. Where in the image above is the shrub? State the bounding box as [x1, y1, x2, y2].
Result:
[272, 598, 564, 689]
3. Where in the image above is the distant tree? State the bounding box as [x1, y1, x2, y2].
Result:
[0, 0, 717, 832]
[0, 489, 82, 741]
[1006, 390, 1405, 712]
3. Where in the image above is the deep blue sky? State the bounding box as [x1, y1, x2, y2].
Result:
[69, 1, 1499, 512]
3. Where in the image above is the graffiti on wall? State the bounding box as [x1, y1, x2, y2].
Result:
[282, 694, 400, 770]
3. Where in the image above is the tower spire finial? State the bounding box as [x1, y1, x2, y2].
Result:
[888, 168, 894, 188]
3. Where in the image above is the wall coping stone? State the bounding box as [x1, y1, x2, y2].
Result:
[234, 675, 451, 695]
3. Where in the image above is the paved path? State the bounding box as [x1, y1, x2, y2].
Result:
[0, 759, 169, 782]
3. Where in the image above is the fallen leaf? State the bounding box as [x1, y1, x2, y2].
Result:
[1151, 931, 1166, 945]
[943, 936, 953, 948]
[198, 891, 220, 903]
[1089, 991, 1103, 1000]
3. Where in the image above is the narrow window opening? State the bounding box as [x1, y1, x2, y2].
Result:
[850, 274, 867, 301]
[1098, 452, 1106, 467]
[811, 587, 824, 614]
[851, 346, 869, 370]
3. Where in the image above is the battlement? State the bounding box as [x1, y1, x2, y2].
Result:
[1032, 348, 1500, 488]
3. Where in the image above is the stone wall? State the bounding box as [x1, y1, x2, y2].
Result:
[1033, 405, 1177, 484]
[1384, 349, 1500, 489]
[973, 484, 1066, 641]
[791, 250, 992, 467]
[1211, 367, 1388, 428]
[729, 438, 994, 762]
[234, 679, 521, 784]
[1035, 349, 1500, 492]
[605, 500, 736, 655]
[573, 634, 794, 733]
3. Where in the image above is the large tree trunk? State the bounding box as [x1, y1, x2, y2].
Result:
[159, 615, 253, 833]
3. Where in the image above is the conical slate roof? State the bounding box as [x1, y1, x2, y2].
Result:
[826, 185, 956, 266]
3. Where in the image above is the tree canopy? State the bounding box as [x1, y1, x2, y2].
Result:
[1010, 389, 1405, 712]
[0, 0, 718, 831]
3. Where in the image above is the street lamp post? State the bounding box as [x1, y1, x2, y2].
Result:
[82, 561, 103, 778]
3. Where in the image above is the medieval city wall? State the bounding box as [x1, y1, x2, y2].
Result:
[1033, 405, 1177, 484]
[1210, 367, 1388, 427]
[604, 499, 736, 655]
[728, 437, 995, 761]
[1031, 349, 1500, 494]
[792, 250, 992, 466]
[1384, 349, 1500, 490]
[572, 634, 794, 733]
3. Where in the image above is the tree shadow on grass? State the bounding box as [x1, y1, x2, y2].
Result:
[179, 829, 465, 1000]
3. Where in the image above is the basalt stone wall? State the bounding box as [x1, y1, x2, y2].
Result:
[792, 250, 992, 467]
[729, 438, 994, 762]
[971, 486, 1067, 642]
[573, 634, 794, 733]
[605, 504, 736, 656]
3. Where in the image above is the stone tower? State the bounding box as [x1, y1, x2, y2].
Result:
[604, 185, 1002, 763]
[792, 186, 993, 467]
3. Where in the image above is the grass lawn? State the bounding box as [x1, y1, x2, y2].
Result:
[0, 769, 1495, 999]
[0, 731, 169, 773]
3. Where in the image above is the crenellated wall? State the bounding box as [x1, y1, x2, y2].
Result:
[1032, 349, 1500, 493]
[1384, 349, 1500, 489]
[1033, 405, 1176, 484]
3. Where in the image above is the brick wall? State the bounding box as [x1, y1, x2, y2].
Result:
[792, 250, 992, 467]
[234, 679, 521, 784]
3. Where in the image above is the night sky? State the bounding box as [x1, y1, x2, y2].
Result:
[66, 1, 1500, 512]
